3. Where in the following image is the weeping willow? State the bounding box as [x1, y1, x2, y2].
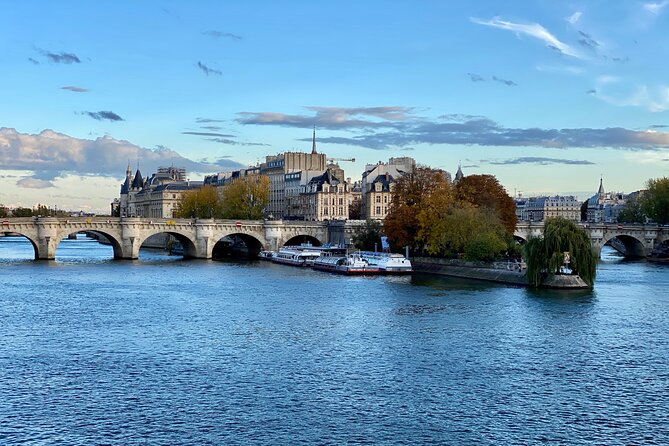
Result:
[523, 217, 597, 287]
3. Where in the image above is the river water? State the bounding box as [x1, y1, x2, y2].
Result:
[0, 235, 667, 445]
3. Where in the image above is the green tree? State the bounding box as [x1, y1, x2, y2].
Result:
[0, 206, 7, 218]
[523, 217, 597, 287]
[641, 177, 669, 224]
[174, 185, 225, 219]
[464, 231, 508, 262]
[348, 196, 363, 220]
[12, 207, 33, 217]
[455, 174, 517, 233]
[580, 200, 589, 221]
[617, 195, 646, 223]
[351, 219, 383, 251]
[221, 175, 270, 219]
[419, 202, 508, 259]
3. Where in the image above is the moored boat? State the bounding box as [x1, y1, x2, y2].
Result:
[312, 253, 380, 275]
[272, 247, 322, 266]
[358, 251, 413, 274]
[258, 250, 276, 260]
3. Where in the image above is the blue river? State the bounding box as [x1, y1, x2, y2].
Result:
[0, 235, 668, 445]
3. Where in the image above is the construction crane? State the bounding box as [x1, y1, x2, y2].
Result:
[327, 157, 355, 163]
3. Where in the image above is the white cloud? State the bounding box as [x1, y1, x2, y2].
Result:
[566, 11, 582, 24]
[643, 1, 669, 14]
[623, 150, 669, 164]
[594, 79, 669, 112]
[0, 127, 227, 178]
[16, 177, 55, 189]
[470, 16, 584, 59]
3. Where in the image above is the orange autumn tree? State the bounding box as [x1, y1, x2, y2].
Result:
[454, 174, 517, 233]
[383, 167, 451, 253]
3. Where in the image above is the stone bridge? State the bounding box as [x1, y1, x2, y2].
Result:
[515, 222, 669, 257]
[0, 217, 365, 260]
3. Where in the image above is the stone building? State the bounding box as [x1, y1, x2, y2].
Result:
[119, 165, 202, 218]
[260, 129, 327, 219]
[586, 178, 628, 223]
[520, 195, 581, 222]
[361, 157, 415, 220]
[291, 168, 351, 221]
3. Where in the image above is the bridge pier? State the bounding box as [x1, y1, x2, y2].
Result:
[195, 219, 214, 259]
[36, 217, 59, 260]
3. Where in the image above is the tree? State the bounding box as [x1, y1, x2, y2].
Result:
[419, 202, 508, 259]
[174, 185, 224, 219]
[12, 207, 33, 217]
[580, 200, 589, 221]
[0, 206, 7, 218]
[455, 174, 517, 233]
[351, 219, 383, 251]
[617, 195, 646, 224]
[348, 196, 363, 220]
[523, 217, 597, 287]
[641, 177, 669, 224]
[383, 167, 450, 252]
[221, 175, 270, 220]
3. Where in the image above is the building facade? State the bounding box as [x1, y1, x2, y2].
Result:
[518, 195, 581, 222]
[260, 130, 327, 219]
[119, 166, 202, 218]
[290, 169, 351, 221]
[361, 157, 415, 220]
[586, 178, 628, 223]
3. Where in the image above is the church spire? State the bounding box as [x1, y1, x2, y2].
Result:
[311, 125, 317, 154]
[598, 175, 605, 196]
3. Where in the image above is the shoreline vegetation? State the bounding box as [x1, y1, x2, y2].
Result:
[371, 167, 596, 289]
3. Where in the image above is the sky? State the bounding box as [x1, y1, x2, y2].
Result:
[1, 0, 669, 213]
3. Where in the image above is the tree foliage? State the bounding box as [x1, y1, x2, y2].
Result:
[349, 196, 363, 220]
[383, 167, 450, 252]
[641, 177, 669, 224]
[221, 175, 270, 220]
[174, 185, 225, 219]
[351, 219, 383, 251]
[455, 174, 518, 233]
[617, 195, 646, 223]
[523, 217, 597, 287]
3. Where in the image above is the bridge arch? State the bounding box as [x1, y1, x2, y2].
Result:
[600, 234, 647, 258]
[0, 231, 40, 260]
[137, 230, 199, 259]
[283, 234, 323, 247]
[56, 229, 124, 259]
[210, 231, 267, 258]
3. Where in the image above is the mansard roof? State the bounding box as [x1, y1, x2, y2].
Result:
[370, 173, 395, 191]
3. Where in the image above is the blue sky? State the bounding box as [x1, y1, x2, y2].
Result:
[1, 0, 668, 212]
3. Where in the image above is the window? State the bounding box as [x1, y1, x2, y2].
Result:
[376, 206, 381, 215]
[384, 196, 388, 203]
[376, 196, 381, 203]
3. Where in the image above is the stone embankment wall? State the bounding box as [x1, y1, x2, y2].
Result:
[412, 257, 588, 289]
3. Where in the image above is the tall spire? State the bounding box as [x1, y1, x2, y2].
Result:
[311, 125, 317, 154]
[598, 175, 605, 196]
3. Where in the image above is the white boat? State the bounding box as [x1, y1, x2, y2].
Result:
[312, 253, 380, 275]
[258, 250, 276, 260]
[272, 247, 322, 267]
[358, 251, 413, 274]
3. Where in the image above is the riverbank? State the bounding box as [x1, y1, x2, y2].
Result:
[412, 257, 589, 289]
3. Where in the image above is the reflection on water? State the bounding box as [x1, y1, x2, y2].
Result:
[1, 238, 668, 444]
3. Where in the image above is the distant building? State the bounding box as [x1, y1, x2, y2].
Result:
[260, 129, 327, 219]
[290, 168, 351, 221]
[361, 157, 415, 220]
[519, 195, 581, 222]
[586, 178, 628, 223]
[119, 165, 202, 218]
